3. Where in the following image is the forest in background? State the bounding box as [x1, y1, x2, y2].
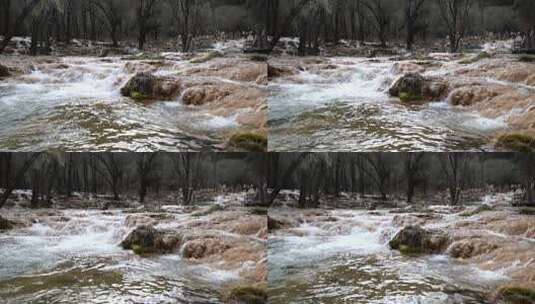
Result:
[265, 153, 535, 208]
[1, 0, 534, 55]
[264, 0, 535, 53]
[0, 0, 267, 53]
[1, 153, 534, 210]
[0, 153, 268, 208]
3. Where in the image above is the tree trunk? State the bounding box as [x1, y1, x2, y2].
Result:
[0, 0, 43, 54]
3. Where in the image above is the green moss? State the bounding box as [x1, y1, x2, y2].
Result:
[459, 204, 493, 217]
[398, 244, 423, 256]
[399, 91, 423, 103]
[496, 286, 535, 304]
[132, 245, 147, 255]
[459, 51, 491, 64]
[131, 91, 149, 101]
[228, 285, 268, 304]
[228, 133, 267, 152]
[496, 133, 535, 152]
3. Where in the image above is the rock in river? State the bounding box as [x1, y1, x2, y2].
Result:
[389, 73, 448, 103]
[121, 225, 181, 255]
[389, 225, 450, 255]
[120, 72, 180, 101]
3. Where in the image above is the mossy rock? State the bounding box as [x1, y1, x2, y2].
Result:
[399, 91, 423, 103]
[228, 133, 267, 152]
[494, 285, 535, 304]
[459, 204, 493, 217]
[459, 51, 491, 64]
[227, 285, 268, 304]
[496, 133, 535, 152]
[389, 225, 449, 255]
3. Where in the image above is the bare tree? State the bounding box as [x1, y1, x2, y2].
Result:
[167, 0, 203, 52]
[97, 154, 123, 201]
[136, 0, 159, 50]
[136, 153, 158, 203]
[0, 0, 44, 54]
[436, 0, 474, 53]
[405, 0, 426, 50]
[358, 154, 392, 201]
[171, 153, 200, 205]
[439, 153, 470, 205]
[403, 153, 426, 203]
[92, 0, 124, 47]
[0, 153, 43, 208]
[363, 0, 394, 47]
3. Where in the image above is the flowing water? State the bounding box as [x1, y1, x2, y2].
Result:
[268, 57, 507, 152]
[268, 209, 510, 304]
[0, 41, 253, 152]
[0, 209, 240, 304]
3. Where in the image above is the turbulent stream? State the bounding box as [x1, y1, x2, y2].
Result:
[0, 41, 254, 152]
[0, 209, 238, 303]
[268, 208, 515, 304]
[268, 57, 508, 152]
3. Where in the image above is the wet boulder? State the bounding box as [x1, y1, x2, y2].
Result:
[121, 225, 181, 255]
[389, 225, 449, 255]
[388, 73, 448, 103]
[120, 72, 180, 101]
[0, 64, 10, 78]
[267, 64, 298, 79]
[181, 237, 230, 259]
[447, 238, 498, 259]
[267, 216, 295, 231]
[180, 85, 233, 105]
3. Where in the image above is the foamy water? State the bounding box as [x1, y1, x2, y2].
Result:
[0, 205, 252, 304]
[0, 44, 254, 151]
[269, 209, 510, 304]
[269, 57, 507, 151]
